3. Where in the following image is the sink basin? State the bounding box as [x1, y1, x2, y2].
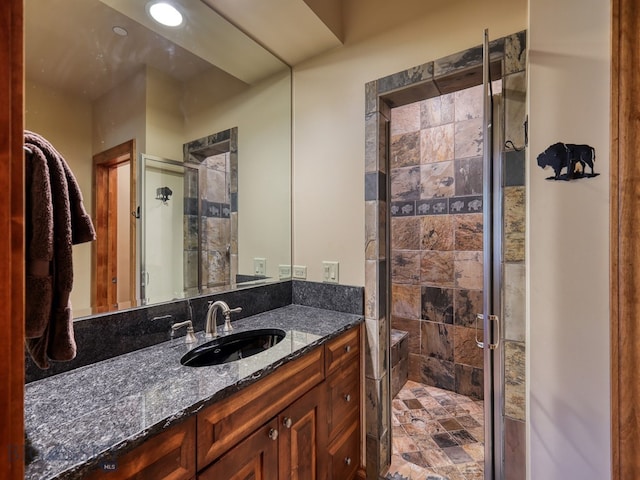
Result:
[180, 328, 286, 367]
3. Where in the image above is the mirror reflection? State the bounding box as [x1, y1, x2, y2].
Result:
[25, 0, 292, 318]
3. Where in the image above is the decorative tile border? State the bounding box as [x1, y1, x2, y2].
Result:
[390, 196, 483, 217]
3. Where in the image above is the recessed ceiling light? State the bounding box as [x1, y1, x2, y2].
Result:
[112, 26, 128, 36]
[147, 2, 184, 27]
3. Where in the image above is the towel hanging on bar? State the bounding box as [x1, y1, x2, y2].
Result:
[23, 130, 96, 369]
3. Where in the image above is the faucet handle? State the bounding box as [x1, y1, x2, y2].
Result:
[171, 320, 198, 345]
[222, 306, 242, 332]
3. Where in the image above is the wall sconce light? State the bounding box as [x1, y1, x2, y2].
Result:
[156, 186, 173, 204]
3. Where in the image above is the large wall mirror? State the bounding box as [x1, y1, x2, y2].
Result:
[25, 0, 292, 317]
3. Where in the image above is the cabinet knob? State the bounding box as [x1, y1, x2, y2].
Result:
[345, 345, 351, 353]
[345, 457, 352, 466]
[268, 428, 279, 441]
[283, 417, 293, 429]
[344, 393, 352, 402]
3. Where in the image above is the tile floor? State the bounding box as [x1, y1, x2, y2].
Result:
[386, 380, 485, 480]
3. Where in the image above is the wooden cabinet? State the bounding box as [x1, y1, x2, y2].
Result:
[87, 326, 362, 480]
[324, 327, 361, 480]
[199, 384, 328, 480]
[196, 346, 324, 468]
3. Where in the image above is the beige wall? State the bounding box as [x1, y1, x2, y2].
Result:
[145, 67, 184, 161]
[184, 70, 292, 280]
[92, 70, 146, 155]
[292, 0, 527, 285]
[528, 0, 611, 478]
[24, 80, 94, 315]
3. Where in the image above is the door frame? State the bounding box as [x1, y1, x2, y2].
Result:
[610, 0, 640, 478]
[93, 140, 137, 312]
[0, 0, 24, 478]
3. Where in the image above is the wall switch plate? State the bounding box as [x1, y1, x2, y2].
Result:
[254, 257, 266, 276]
[278, 265, 291, 279]
[322, 261, 339, 283]
[292, 265, 307, 279]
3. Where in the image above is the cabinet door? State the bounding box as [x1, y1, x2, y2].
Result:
[85, 418, 196, 480]
[278, 384, 328, 480]
[198, 419, 279, 480]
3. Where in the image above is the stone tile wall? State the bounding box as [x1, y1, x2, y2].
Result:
[183, 129, 238, 294]
[389, 83, 486, 400]
[501, 30, 527, 480]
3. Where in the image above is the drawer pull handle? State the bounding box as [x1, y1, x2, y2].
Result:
[345, 345, 351, 353]
[345, 457, 352, 466]
[268, 428, 279, 441]
[344, 394, 352, 402]
[283, 417, 293, 429]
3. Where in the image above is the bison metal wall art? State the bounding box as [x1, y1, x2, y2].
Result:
[537, 142, 599, 180]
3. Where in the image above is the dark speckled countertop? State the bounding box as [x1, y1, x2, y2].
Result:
[24, 305, 363, 480]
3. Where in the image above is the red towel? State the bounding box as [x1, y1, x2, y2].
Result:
[24, 130, 96, 369]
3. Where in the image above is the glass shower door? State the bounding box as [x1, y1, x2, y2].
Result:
[481, 29, 505, 480]
[139, 154, 189, 305]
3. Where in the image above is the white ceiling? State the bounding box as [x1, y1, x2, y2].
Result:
[25, 0, 344, 101]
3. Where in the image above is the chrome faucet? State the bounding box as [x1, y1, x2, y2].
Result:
[205, 300, 242, 339]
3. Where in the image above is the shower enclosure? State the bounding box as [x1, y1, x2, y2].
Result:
[139, 154, 194, 304]
[364, 30, 527, 479]
[139, 129, 238, 305]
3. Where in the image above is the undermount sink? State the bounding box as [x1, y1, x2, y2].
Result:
[180, 328, 286, 367]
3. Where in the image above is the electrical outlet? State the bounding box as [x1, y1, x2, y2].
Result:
[279, 265, 292, 279]
[322, 261, 339, 284]
[292, 265, 307, 279]
[254, 257, 266, 276]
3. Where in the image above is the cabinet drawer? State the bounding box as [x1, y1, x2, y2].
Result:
[327, 420, 359, 480]
[86, 417, 196, 480]
[325, 326, 360, 375]
[197, 346, 324, 468]
[327, 361, 359, 440]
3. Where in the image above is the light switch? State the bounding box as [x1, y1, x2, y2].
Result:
[322, 261, 339, 283]
[254, 258, 266, 276]
[279, 265, 291, 279]
[293, 265, 307, 279]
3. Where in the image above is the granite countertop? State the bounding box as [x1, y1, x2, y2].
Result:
[24, 304, 363, 480]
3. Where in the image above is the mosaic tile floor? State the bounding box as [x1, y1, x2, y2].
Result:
[386, 380, 485, 480]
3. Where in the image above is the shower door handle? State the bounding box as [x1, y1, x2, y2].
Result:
[475, 313, 500, 350]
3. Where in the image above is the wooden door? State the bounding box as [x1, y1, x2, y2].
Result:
[93, 140, 136, 312]
[278, 384, 327, 480]
[198, 419, 278, 480]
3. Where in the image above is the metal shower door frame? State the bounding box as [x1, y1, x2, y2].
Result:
[482, 29, 505, 480]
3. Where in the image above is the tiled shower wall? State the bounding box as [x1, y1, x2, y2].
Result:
[183, 129, 238, 295]
[183, 153, 232, 290]
[389, 84, 487, 400]
[199, 152, 232, 287]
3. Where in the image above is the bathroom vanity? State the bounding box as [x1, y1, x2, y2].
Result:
[24, 305, 363, 480]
